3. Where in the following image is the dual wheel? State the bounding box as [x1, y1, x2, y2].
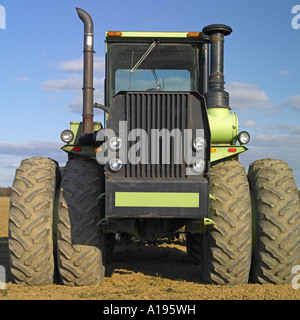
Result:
[187, 159, 300, 284]
[8, 157, 110, 286]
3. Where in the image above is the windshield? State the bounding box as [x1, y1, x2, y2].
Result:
[107, 43, 199, 103]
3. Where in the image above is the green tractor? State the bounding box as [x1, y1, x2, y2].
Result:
[8, 8, 300, 286]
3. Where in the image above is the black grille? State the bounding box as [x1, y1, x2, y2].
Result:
[125, 92, 189, 178]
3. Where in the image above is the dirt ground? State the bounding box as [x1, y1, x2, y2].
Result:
[0, 197, 300, 300]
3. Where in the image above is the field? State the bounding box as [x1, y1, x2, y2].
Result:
[0, 196, 300, 300]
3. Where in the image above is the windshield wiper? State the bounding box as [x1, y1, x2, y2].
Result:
[130, 41, 158, 73]
[151, 69, 161, 91]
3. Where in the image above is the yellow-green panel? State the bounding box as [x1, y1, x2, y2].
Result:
[106, 31, 192, 39]
[115, 192, 199, 208]
[211, 145, 248, 163]
[61, 145, 98, 160]
[207, 108, 238, 144]
[69, 121, 102, 145]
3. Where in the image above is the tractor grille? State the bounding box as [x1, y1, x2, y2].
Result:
[125, 92, 189, 178]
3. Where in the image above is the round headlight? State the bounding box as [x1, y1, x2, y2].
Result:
[61, 130, 74, 144]
[193, 137, 206, 151]
[237, 131, 250, 145]
[192, 159, 205, 174]
[109, 158, 122, 172]
[109, 137, 122, 150]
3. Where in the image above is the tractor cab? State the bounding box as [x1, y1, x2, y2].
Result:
[105, 31, 204, 104]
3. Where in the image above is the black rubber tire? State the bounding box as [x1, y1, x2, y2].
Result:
[57, 157, 105, 286]
[8, 157, 59, 285]
[201, 160, 252, 285]
[248, 158, 300, 284]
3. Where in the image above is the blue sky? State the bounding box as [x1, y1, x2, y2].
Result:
[0, 0, 300, 187]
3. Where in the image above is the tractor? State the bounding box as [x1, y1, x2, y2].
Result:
[8, 8, 300, 286]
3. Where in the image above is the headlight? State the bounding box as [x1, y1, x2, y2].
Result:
[61, 130, 74, 144]
[237, 131, 250, 145]
[109, 158, 122, 172]
[193, 137, 206, 151]
[192, 159, 205, 174]
[109, 137, 122, 150]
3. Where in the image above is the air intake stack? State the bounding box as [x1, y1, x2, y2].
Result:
[202, 24, 238, 144]
[202, 24, 232, 109]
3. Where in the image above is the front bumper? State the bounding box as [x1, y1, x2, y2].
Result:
[105, 179, 209, 218]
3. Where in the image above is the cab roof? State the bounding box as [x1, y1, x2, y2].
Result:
[105, 31, 204, 41]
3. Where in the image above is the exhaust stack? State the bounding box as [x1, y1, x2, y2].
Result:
[76, 8, 94, 135]
[202, 24, 232, 109]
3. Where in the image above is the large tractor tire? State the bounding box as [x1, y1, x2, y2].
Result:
[57, 157, 106, 286]
[8, 157, 60, 285]
[248, 158, 300, 284]
[201, 160, 252, 285]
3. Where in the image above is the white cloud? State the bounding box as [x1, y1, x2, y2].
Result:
[275, 95, 300, 112]
[65, 83, 105, 114]
[59, 57, 83, 72]
[239, 132, 300, 188]
[272, 124, 300, 135]
[0, 141, 65, 160]
[0, 173, 15, 187]
[0, 141, 68, 186]
[43, 55, 105, 113]
[13, 76, 29, 82]
[64, 95, 82, 113]
[94, 57, 106, 74]
[43, 75, 82, 92]
[227, 82, 272, 110]
[280, 70, 290, 75]
[244, 120, 260, 128]
[290, 95, 300, 111]
[252, 133, 295, 146]
[43, 75, 105, 94]
[227, 82, 300, 114]
[59, 56, 105, 74]
[3, 162, 19, 169]
[47, 96, 59, 101]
